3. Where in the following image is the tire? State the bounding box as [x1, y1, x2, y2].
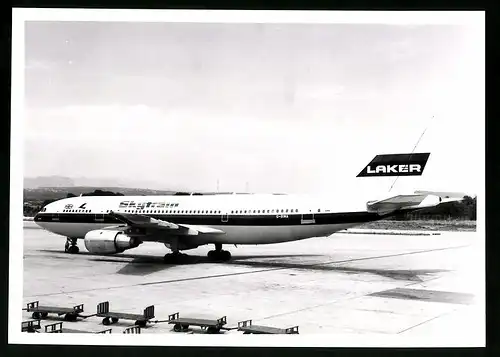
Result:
[173, 324, 182, 332]
[181, 325, 189, 331]
[32, 312, 41, 319]
[68, 245, 79, 254]
[222, 251, 231, 261]
[65, 313, 77, 321]
[102, 317, 111, 325]
[41, 312, 48, 318]
[207, 251, 215, 260]
[135, 320, 146, 328]
[112, 317, 119, 323]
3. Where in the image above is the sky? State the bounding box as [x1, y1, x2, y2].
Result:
[23, 18, 484, 197]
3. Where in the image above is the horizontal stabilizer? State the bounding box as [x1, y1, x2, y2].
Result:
[367, 191, 464, 215]
[414, 191, 469, 199]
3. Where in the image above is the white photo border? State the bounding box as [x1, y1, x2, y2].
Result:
[10, 8, 486, 347]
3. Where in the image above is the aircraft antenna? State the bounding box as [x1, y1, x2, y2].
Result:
[388, 115, 434, 192]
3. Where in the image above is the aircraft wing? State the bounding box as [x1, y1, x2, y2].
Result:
[367, 191, 465, 215]
[108, 211, 225, 236]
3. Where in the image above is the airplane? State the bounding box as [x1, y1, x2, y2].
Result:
[33, 153, 466, 263]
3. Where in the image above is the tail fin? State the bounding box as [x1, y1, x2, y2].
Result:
[356, 153, 430, 177]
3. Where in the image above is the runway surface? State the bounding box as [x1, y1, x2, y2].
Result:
[21, 222, 484, 344]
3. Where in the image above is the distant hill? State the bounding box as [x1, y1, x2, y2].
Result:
[24, 176, 75, 188]
[23, 186, 177, 201]
[23, 175, 185, 191]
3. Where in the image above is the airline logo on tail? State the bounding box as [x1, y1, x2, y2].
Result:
[357, 153, 430, 177]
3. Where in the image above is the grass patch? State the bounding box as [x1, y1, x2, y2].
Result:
[358, 219, 476, 232]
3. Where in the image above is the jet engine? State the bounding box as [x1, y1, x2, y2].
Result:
[84, 230, 141, 254]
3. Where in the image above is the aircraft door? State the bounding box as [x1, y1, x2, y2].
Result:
[221, 212, 228, 223]
[95, 213, 105, 222]
[51, 213, 59, 221]
[300, 213, 315, 224]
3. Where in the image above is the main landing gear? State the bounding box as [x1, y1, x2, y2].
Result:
[163, 244, 232, 264]
[207, 243, 231, 261]
[64, 238, 79, 254]
[163, 251, 189, 264]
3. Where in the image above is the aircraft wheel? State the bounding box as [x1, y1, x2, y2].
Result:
[164, 252, 189, 264]
[206, 327, 220, 334]
[207, 250, 215, 259]
[112, 317, 119, 323]
[102, 317, 111, 325]
[64, 313, 77, 321]
[222, 250, 231, 261]
[41, 312, 48, 318]
[67, 245, 79, 254]
[32, 312, 41, 319]
[173, 323, 182, 332]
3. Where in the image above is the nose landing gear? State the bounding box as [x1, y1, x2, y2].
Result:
[64, 238, 80, 254]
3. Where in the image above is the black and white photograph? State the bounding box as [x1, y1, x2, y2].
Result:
[10, 9, 484, 347]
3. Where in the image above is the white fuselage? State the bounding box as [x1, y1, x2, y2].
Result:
[34, 193, 381, 246]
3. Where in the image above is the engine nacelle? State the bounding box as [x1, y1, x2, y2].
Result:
[84, 230, 141, 254]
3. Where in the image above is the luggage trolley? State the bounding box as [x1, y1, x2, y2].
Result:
[26, 301, 84, 321]
[21, 319, 41, 333]
[237, 320, 299, 334]
[44, 322, 63, 333]
[168, 312, 227, 334]
[44, 321, 112, 334]
[123, 326, 141, 334]
[62, 327, 113, 334]
[96, 301, 155, 327]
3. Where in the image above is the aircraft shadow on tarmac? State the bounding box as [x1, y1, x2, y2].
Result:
[39, 249, 449, 281]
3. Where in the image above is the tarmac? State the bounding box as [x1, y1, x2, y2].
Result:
[21, 221, 484, 345]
